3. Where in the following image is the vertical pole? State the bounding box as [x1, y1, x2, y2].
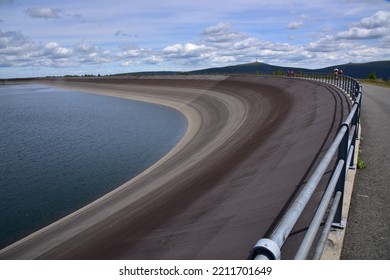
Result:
[338, 74, 340, 88]
[344, 76, 347, 92]
[352, 81, 356, 102]
[356, 89, 362, 139]
[350, 127, 357, 167]
[334, 123, 349, 225]
[343, 76, 346, 92]
[348, 77, 352, 98]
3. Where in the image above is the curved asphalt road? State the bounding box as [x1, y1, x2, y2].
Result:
[341, 83, 390, 259]
[0, 76, 350, 260]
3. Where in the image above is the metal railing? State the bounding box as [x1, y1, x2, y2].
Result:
[250, 73, 362, 260]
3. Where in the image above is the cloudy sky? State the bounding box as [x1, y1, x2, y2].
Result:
[1, 0, 390, 78]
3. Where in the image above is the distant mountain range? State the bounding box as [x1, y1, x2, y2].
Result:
[117, 60, 390, 80]
[313, 61, 389, 80]
[189, 60, 390, 80]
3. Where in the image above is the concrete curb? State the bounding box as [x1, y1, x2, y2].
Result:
[321, 125, 362, 260]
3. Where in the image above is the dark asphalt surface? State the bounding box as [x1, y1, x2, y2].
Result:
[0, 76, 350, 260]
[341, 83, 390, 260]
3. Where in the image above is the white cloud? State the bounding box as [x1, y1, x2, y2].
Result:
[183, 14, 390, 68]
[144, 55, 162, 64]
[73, 42, 112, 64]
[346, 44, 390, 60]
[210, 55, 236, 64]
[305, 36, 338, 53]
[120, 61, 134, 67]
[163, 43, 208, 58]
[359, 10, 390, 29]
[2, 3, 390, 77]
[302, 10, 390, 66]
[337, 10, 390, 40]
[118, 48, 143, 58]
[157, 23, 308, 68]
[287, 20, 304, 30]
[74, 42, 97, 53]
[117, 46, 154, 67]
[0, 29, 37, 66]
[0, 29, 27, 50]
[0, 29, 115, 68]
[26, 7, 62, 19]
[337, 26, 388, 39]
[42, 42, 73, 58]
[233, 37, 258, 50]
[201, 23, 248, 44]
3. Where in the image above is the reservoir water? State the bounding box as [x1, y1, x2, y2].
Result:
[0, 83, 187, 249]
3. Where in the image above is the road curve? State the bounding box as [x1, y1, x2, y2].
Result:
[0, 76, 350, 259]
[341, 83, 390, 259]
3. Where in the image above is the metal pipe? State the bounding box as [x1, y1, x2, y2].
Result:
[294, 160, 345, 259]
[346, 145, 355, 171]
[312, 191, 343, 260]
[250, 73, 361, 260]
[348, 125, 356, 148]
[344, 104, 358, 126]
[251, 124, 349, 259]
[267, 125, 347, 247]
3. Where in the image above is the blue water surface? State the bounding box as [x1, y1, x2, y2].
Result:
[0, 84, 187, 249]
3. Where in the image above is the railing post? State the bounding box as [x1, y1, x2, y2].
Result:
[350, 129, 357, 168]
[333, 122, 349, 226]
[343, 75, 347, 92]
[343, 76, 347, 92]
[348, 78, 353, 100]
[355, 90, 362, 140]
[355, 84, 359, 100]
[338, 74, 341, 88]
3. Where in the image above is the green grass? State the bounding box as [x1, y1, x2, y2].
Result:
[360, 79, 390, 88]
[357, 146, 366, 170]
